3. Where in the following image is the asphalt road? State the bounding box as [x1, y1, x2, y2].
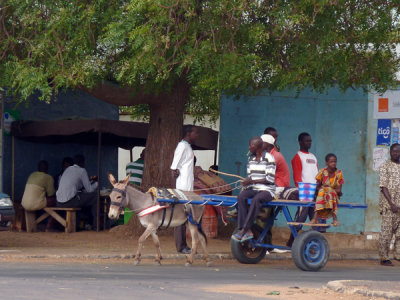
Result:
[0, 260, 398, 300]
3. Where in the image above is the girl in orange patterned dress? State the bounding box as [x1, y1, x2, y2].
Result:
[310, 153, 344, 226]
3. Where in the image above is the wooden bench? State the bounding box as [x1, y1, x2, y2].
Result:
[287, 222, 331, 227]
[25, 207, 81, 233]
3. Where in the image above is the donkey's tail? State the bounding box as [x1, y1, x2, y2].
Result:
[188, 207, 208, 245]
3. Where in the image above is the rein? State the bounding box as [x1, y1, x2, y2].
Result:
[110, 187, 172, 228]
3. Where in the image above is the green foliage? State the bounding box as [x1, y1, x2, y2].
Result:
[1, 0, 399, 119]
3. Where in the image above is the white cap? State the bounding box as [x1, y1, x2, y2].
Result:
[261, 134, 275, 145]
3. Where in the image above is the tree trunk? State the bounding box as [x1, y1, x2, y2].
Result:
[141, 81, 190, 189]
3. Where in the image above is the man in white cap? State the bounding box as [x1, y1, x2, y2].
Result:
[232, 136, 276, 242]
[261, 133, 290, 196]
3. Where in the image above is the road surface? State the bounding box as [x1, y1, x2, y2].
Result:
[0, 260, 397, 299]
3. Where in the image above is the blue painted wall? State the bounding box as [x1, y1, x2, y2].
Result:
[3, 90, 119, 202]
[219, 88, 368, 234]
[365, 94, 383, 233]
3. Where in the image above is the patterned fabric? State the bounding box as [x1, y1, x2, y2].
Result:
[126, 158, 144, 186]
[379, 160, 400, 211]
[314, 168, 344, 219]
[379, 209, 400, 261]
[246, 151, 276, 195]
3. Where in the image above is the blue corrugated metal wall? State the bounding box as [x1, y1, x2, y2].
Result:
[219, 88, 368, 234]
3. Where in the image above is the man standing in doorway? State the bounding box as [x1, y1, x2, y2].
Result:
[378, 143, 400, 266]
[287, 132, 319, 247]
[171, 125, 199, 254]
[126, 149, 145, 186]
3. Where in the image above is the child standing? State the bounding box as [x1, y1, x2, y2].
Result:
[310, 153, 344, 226]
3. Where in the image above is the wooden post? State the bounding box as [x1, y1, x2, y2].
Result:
[11, 136, 14, 202]
[130, 148, 133, 163]
[97, 131, 102, 232]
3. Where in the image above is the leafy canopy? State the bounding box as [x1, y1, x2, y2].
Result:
[1, 0, 399, 121]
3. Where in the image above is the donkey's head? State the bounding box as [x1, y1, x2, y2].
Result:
[108, 173, 130, 220]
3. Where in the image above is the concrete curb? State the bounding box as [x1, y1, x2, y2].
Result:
[326, 280, 400, 300]
[0, 252, 380, 261]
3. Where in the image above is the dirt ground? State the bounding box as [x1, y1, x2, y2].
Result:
[204, 284, 386, 300]
[0, 228, 232, 257]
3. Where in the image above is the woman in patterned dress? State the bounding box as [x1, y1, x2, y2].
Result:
[310, 153, 344, 226]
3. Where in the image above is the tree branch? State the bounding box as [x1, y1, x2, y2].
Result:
[79, 81, 157, 106]
[79, 80, 190, 107]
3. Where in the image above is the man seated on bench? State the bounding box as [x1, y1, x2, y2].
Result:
[56, 154, 98, 230]
[21, 160, 57, 231]
[232, 136, 276, 242]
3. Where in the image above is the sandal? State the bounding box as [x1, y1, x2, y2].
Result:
[231, 233, 243, 241]
[380, 260, 394, 266]
[240, 233, 254, 242]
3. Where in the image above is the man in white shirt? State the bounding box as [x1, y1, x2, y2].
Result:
[287, 132, 322, 246]
[56, 154, 98, 230]
[170, 125, 198, 254]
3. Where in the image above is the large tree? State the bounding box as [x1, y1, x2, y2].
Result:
[1, 0, 399, 188]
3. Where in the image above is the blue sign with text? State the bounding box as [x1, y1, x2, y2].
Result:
[377, 119, 392, 146]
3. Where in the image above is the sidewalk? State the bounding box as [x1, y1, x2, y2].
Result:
[0, 229, 380, 261]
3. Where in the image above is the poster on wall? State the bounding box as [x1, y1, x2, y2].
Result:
[392, 119, 400, 144]
[373, 147, 389, 171]
[376, 119, 391, 146]
[373, 90, 400, 119]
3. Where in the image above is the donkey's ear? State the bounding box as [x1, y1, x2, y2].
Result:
[122, 174, 130, 184]
[108, 172, 117, 185]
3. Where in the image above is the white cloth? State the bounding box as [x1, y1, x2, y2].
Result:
[296, 151, 318, 183]
[261, 134, 275, 144]
[170, 140, 194, 191]
[56, 165, 98, 203]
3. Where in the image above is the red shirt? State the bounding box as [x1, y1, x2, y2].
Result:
[270, 147, 290, 187]
[291, 151, 318, 187]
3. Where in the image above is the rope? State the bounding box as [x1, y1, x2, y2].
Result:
[121, 176, 244, 213]
[191, 179, 242, 193]
[208, 168, 245, 180]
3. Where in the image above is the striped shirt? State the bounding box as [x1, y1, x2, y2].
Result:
[246, 151, 276, 196]
[126, 159, 144, 186]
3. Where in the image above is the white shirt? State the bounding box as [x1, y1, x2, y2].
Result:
[56, 165, 98, 203]
[170, 140, 194, 191]
[294, 151, 318, 184]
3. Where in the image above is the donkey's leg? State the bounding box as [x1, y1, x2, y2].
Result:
[191, 206, 211, 266]
[186, 222, 200, 266]
[134, 225, 154, 265]
[150, 230, 162, 265]
[197, 225, 212, 267]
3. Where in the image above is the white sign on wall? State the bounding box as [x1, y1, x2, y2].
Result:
[373, 147, 389, 171]
[373, 90, 400, 119]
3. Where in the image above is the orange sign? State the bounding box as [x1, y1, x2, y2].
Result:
[378, 98, 389, 112]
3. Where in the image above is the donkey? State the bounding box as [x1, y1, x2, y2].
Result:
[107, 173, 211, 266]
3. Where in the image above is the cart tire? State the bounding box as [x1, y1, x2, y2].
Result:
[230, 228, 267, 264]
[291, 231, 330, 271]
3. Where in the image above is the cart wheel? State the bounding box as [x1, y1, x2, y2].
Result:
[230, 228, 267, 264]
[291, 230, 330, 271]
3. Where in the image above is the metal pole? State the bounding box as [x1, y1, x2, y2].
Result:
[11, 136, 14, 201]
[96, 131, 102, 232]
[0, 94, 3, 191]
